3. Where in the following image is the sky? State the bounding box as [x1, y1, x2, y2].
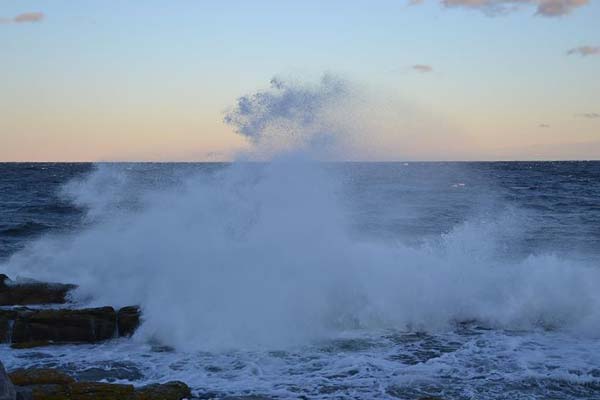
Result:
[0, 0, 599, 161]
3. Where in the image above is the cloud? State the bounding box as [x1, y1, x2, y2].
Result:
[577, 113, 600, 119]
[0, 12, 44, 24]
[438, 0, 588, 17]
[538, 123, 550, 128]
[567, 46, 600, 57]
[536, 0, 588, 16]
[412, 64, 433, 73]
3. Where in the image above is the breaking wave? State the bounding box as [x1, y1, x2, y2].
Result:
[3, 76, 600, 350]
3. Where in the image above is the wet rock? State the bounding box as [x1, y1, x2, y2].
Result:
[8, 369, 75, 386]
[27, 384, 68, 400]
[10, 341, 52, 350]
[117, 306, 141, 337]
[2, 304, 141, 347]
[14, 387, 32, 400]
[0, 361, 16, 400]
[0, 275, 76, 306]
[70, 382, 136, 400]
[135, 381, 191, 400]
[7, 368, 192, 400]
[0, 318, 11, 343]
[11, 307, 117, 345]
[24, 382, 135, 400]
[0, 309, 20, 343]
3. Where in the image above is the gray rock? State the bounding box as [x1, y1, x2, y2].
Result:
[117, 306, 141, 337]
[0, 361, 16, 400]
[11, 307, 117, 345]
[0, 274, 76, 306]
[14, 387, 31, 400]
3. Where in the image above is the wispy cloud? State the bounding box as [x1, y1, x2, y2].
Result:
[433, 0, 588, 17]
[577, 113, 600, 119]
[536, 0, 588, 16]
[0, 12, 44, 24]
[567, 46, 600, 57]
[412, 64, 433, 73]
[538, 123, 550, 128]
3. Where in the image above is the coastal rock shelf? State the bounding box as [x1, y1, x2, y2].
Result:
[1, 306, 141, 348]
[0, 275, 76, 306]
[0, 275, 140, 348]
[0, 364, 191, 400]
[0, 274, 196, 399]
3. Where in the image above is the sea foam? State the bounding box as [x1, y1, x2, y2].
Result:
[3, 76, 600, 350]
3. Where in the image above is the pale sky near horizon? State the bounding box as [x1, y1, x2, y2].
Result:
[1, 0, 599, 161]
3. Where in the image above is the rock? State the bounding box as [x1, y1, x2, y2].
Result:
[0, 318, 12, 343]
[8, 369, 75, 386]
[0, 275, 76, 306]
[2, 304, 141, 347]
[11, 307, 117, 345]
[27, 384, 68, 400]
[0, 361, 16, 400]
[0, 309, 20, 343]
[135, 381, 191, 400]
[117, 306, 141, 337]
[14, 387, 32, 400]
[70, 382, 136, 400]
[10, 341, 52, 350]
[20, 382, 135, 400]
[6, 367, 192, 400]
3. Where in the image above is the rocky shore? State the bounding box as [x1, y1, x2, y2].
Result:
[0, 274, 194, 400]
[0, 274, 443, 400]
[0, 275, 140, 348]
[0, 364, 191, 400]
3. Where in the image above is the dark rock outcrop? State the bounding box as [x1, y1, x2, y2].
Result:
[135, 381, 192, 400]
[0, 275, 76, 306]
[1, 305, 142, 348]
[14, 387, 32, 400]
[10, 341, 52, 350]
[7, 368, 191, 400]
[8, 369, 75, 387]
[0, 275, 142, 347]
[26, 381, 134, 400]
[0, 361, 16, 400]
[117, 306, 141, 337]
[0, 309, 19, 343]
[11, 307, 117, 346]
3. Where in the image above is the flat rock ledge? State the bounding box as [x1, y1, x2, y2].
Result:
[1, 365, 191, 400]
[0, 306, 141, 348]
[0, 275, 76, 306]
[0, 275, 141, 348]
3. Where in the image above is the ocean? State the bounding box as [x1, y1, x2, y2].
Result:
[1, 161, 600, 399]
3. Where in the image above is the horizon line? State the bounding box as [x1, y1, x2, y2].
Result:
[1, 159, 599, 163]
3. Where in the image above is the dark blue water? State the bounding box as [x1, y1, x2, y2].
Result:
[2, 162, 600, 400]
[2, 162, 599, 262]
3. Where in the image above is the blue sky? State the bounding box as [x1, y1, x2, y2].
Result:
[1, 0, 599, 160]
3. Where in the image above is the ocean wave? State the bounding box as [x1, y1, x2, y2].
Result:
[2, 76, 599, 352]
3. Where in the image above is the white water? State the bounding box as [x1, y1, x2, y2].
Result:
[3, 76, 600, 354]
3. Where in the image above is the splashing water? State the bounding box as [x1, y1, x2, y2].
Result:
[3, 76, 600, 354]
